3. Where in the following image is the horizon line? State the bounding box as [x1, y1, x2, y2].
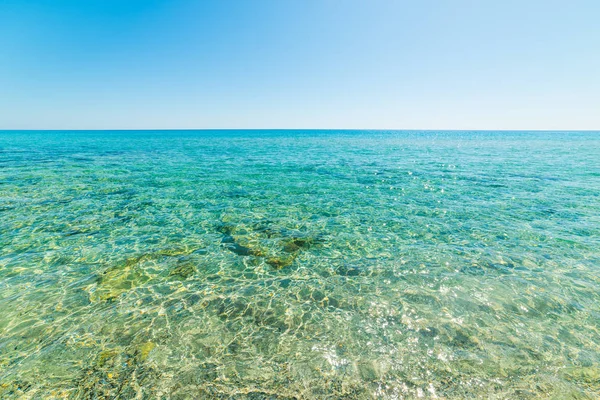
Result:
[1, 128, 599, 132]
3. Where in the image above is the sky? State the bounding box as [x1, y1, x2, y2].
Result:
[1, 0, 599, 130]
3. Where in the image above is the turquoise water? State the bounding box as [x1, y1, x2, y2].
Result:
[1, 130, 599, 399]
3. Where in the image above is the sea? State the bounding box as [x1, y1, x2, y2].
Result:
[0, 130, 599, 399]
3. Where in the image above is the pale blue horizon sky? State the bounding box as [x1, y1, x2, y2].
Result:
[1, 0, 599, 130]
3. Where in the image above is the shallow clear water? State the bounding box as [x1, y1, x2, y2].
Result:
[1, 130, 599, 399]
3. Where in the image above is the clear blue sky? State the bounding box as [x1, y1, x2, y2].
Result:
[1, 0, 598, 129]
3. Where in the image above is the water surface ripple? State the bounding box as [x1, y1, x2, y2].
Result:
[1, 130, 599, 399]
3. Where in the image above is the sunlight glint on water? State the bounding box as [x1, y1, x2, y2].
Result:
[1, 130, 599, 398]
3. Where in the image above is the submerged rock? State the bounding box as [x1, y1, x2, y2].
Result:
[252, 224, 280, 238]
[223, 239, 265, 257]
[91, 262, 151, 303]
[266, 255, 296, 269]
[138, 342, 155, 361]
[96, 349, 119, 368]
[218, 221, 266, 257]
[216, 223, 236, 235]
[450, 330, 480, 349]
[282, 237, 314, 253]
[169, 259, 197, 279]
[216, 220, 325, 269]
[76, 344, 160, 399]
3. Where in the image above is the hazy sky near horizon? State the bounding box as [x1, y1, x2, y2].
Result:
[1, 0, 599, 130]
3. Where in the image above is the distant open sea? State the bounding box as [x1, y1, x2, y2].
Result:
[1, 130, 599, 399]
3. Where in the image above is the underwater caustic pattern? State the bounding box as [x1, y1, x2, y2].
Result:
[1, 130, 600, 399]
